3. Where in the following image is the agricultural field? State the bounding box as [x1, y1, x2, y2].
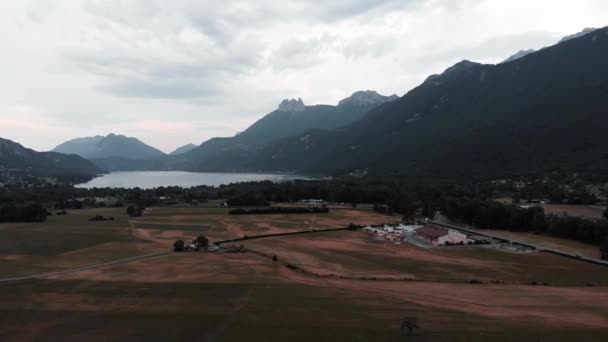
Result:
[480, 229, 603, 259]
[0, 208, 150, 277]
[243, 230, 608, 286]
[540, 204, 607, 218]
[1, 206, 608, 341]
[130, 206, 394, 245]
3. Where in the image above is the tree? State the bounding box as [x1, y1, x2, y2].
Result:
[196, 235, 209, 248]
[400, 317, 420, 337]
[272, 255, 278, 262]
[601, 239, 608, 260]
[127, 205, 143, 217]
[603, 207, 608, 220]
[173, 240, 185, 252]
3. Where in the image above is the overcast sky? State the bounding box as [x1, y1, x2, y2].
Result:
[0, 0, 606, 153]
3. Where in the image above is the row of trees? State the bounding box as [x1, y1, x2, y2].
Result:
[229, 207, 330, 215]
[443, 198, 608, 246]
[0, 204, 48, 222]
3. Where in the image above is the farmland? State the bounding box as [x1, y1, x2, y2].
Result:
[540, 204, 607, 219]
[1, 206, 608, 341]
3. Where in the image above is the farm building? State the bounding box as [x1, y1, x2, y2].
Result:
[415, 226, 449, 245]
[415, 226, 470, 246]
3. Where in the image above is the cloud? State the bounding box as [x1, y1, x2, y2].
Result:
[1, 0, 608, 152]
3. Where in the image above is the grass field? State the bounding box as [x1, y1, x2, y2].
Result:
[243, 230, 608, 286]
[0, 208, 148, 277]
[1, 206, 607, 341]
[480, 229, 603, 258]
[540, 204, 607, 218]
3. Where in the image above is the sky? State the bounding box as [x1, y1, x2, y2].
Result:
[0, 0, 606, 153]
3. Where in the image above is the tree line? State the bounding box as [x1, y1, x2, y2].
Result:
[0, 204, 48, 222]
[229, 207, 330, 215]
[443, 197, 608, 246]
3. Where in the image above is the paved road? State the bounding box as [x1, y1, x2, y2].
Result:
[430, 221, 608, 267]
[0, 251, 170, 284]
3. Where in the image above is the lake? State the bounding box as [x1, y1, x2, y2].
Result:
[75, 171, 308, 189]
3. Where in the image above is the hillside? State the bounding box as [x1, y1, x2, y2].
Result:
[53, 134, 166, 171]
[170, 143, 198, 156]
[0, 138, 103, 180]
[249, 27, 608, 180]
[167, 91, 397, 171]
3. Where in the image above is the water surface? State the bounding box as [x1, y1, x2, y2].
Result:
[76, 171, 307, 189]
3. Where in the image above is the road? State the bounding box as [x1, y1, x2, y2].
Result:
[0, 251, 170, 284]
[430, 221, 608, 267]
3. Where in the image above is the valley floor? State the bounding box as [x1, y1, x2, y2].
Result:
[1, 205, 607, 341]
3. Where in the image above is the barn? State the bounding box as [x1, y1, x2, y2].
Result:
[415, 226, 449, 245]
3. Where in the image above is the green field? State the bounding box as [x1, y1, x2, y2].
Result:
[0, 208, 146, 277]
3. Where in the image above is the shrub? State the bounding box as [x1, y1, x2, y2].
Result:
[173, 240, 185, 252]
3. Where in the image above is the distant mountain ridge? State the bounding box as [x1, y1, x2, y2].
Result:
[165, 90, 398, 171]
[52, 133, 166, 171]
[0, 137, 102, 180]
[502, 27, 599, 63]
[244, 26, 608, 180]
[53, 133, 165, 160]
[170, 143, 198, 155]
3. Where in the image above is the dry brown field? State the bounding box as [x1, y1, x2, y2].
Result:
[1, 206, 607, 341]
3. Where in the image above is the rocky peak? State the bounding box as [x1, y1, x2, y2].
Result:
[338, 90, 399, 107]
[278, 98, 306, 112]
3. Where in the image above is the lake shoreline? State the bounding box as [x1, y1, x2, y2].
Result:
[75, 171, 311, 189]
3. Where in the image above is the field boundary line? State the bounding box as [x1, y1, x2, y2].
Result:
[0, 251, 170, 284]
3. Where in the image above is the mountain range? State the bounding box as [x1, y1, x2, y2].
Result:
[4, 27, 608, 182]
[164, 90, 398, 171]
[245, 26, 608, 180]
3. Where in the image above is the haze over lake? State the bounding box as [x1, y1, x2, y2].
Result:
[75, 171, 307, 189]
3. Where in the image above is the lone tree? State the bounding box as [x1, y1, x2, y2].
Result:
[173, 240, 185, 252]
[603, 207, 608, 220]
[400, 317, 420, 337]
[601, 238, 608, 260]
[272, 255, 278, 262]
[127, 205, 143, 217]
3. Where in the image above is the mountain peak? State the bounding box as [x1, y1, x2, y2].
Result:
[52, 134, 165, 160]
[338, 90, 398, 107]
[425, 60, 481, 85]
[278, 98, 305, 112]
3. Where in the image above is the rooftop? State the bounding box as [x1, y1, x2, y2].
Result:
[416, 226, 448, 239]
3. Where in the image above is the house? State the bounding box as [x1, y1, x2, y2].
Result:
[444, 230, 470, 245]
[415, 226, 471, 246]
[415, 226, 448, 245]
